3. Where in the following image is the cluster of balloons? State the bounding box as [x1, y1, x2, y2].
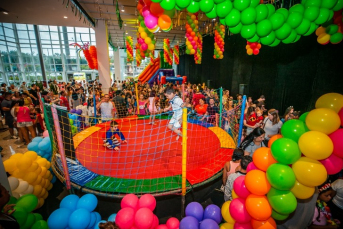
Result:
[69, 109, 83, 135]
[136, 43, 143, 67]
[316, 9, 343, 45]
[27, 134, 52, 161]
[48, 194, 101, 229]
[246, 41, 262, 55]
[71, 43, 98, 70]
[195, 33, 203, 64]
[138, 15, 156, 52]
[5, 151, 54, 209]
[214, 24, 225, 59]
[185, 13, 199, 55]
[10, 194, 48, 229]
[126, 36, 134, 62]
[163, 38, 173, 65]
[173, 44, 179, 65]
[180, 202, 222, 229]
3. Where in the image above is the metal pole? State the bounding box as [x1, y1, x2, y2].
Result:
[93, 84, 97, 124]
[219, 87, 223, 128]
[181, 107, 187, 217]
[34, 25, 47, 84]
[238, 95, 247, 146]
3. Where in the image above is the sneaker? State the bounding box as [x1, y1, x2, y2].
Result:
[11, 136, 18, 139]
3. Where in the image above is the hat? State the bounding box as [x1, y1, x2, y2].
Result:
[83, 102, 88, 106]
[318, 181, 331, 194]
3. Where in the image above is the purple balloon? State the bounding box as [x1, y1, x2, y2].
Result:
[203, 204, 222, 224]
[180, 216, 199, 229]
[144, 14, 158, 29]
[70, 109, 76, 113]
[185, 202, 204, 222]
[199, 219, 219, 229]
[75, 109, 82, 115]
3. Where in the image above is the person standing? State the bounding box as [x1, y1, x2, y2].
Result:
[113, 90, 127, 118]
[29, 84, 39, 106]
[1, 92, 17, 139]
[96, 94, 115, 122]
[19, 82, 28, 92]
[262, 109, 283, 145]
[59, 91, 70, 110]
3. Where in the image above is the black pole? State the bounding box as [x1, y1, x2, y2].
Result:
[34, 25, 47, 84]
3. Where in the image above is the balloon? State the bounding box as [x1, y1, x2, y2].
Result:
[330, 33, 343, 44]
[176, 0, 191, 9]
[116, 207, 135, 229]
[295, 18, 311, 35]
[156, 225, 169, 229]
[275, 23, 292, 40]
[76, 194, 98, 212]
[160, 0, 176, 10]
[200, 0, 215, 13]
[320, 153, 343, 175]
[229, 23, 243, 34]
[256, 19, 272, 37]
[290, 180, 315, 200]
[8, 176, 19, 191]
[271, 210, 289, 221]
[16, 194, 38, 212]
[304, 6, 320, 21]
[299, 131, 333, 160]
[134, 208, 154, 229]
[317, 33, 331, 44]
[241, 24, 256, 39]
[255, 4, 268, 22]
[13, 180, 29, 193]
[31, 220, 49, 229]
[150, 2, 165, 16]
[315, 93, 343, 113]
[246, 162, 259, 172]
[68, 208, 91, 229]
[179, 216, 199, 229]
[48, 208, 72, 229]
[158, 14, 172, 30]
[251, 217, 277, 229]
[287, 12, 303, 29]
[270, 138, 301, 165]
[233, 0, 250, 11]
[282, 30, 298, 44]
[17, 156, 33, 171]
[326, 24, 339, 35]
[187, 0, 200, 13]
[166, 217, 180, 229]
[321, 0, 338, 9]
[281, 119, 308, 142]
[314, 8, 331, 24]
[12, 206, 28, 227]
[330, 129, 343, 158]
[200, 219, 219, 229]
[138, 194, 156, 211]
[267, 134, 282, 148]
[220, 223, 234, 229]
[245, 170, 271, 195]
[32, 137, 43, 142]
[22, 213, 35, 229]
[234, 222, 253, 229]
[221, 201, 235, 223]
[206, 5, 218, 18]
[22, 185, 33, 194]
[232, 189, 239, 199]
[144, 14, 158, 29]
[266, 4, 275, 18]
[270, 13, 285, 30]
[267, 188, 297, 215]
[292, 157, 327, 187]
[261, 31, 276, 45]
[299, 112, 309, 122]
[203, 204, 222, 223]
[252, 147, 277, 171]
[216, 0, 233, 18]
[233, 176, 251, 198]
[333, 0, 343, 11]
[28, 142, 39, 152]
[60, 194, 79, 211]
[225, 8, 240, 27]
[185, 202, 204, 221]
[38, 140, 50, 151]
[266, 163, 296, 191]
[121, 194, 139, 210]
[229, 198, 251, 223]
[245, 194, 272, 221]
[241, 7, 256, 25]
[306, 108, 340, 135]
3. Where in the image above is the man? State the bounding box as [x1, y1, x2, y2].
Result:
[59, 91, 70, 110]
[202, 98, 219, 124]
[1, 92, 17, 139]
[71, 88, 81, 109]
[113, 90, 127, 118]
[29, 84, 39, 106]
[0, 184, 20, 229]
[117, 80, 122, 91]
[8, 84, 18, 93]
[96, 94, 115, 122]
[254, 95, 265, 106]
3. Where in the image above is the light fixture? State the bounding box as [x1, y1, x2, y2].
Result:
[64, 16, 68, 19]
[212, 18, 216, 21]
[126, 32, 128, 34]
[121, 6, 125, 12]
[124, 24, 127, 26]
[3, 11, 8, 15]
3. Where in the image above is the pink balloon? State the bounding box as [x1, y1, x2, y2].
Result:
[116, 207, 135, 229]
[338, 108, 343, 126]
[141, 43, 148, 51]
[138, 194, 156, 211]
[233, 176, 251, 199]
[151, 215, 159, 229]
[43, 130, 49, 137]
[320, 153, 343, 175]
[234, 222, 253, 229]
[156, 225, 168, 229]
[188, 36, 193, 42]
[121, 194, 139, 210]
[144, 14, 158, 29]
[246, 162, 259, 172]
[138, 38, 144, 44]
[166, 217, 179, 229]
[134, 208, 154, 229]
[229, 198, 251, 223]
[142, 6, 150, 17]
[191, 41, 196, 45]
[329, 129, 343, 158]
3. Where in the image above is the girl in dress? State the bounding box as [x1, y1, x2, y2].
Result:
[148, 90, 158, 125]
[138, 94, 147, 115]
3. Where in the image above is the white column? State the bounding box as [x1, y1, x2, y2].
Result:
[113, 49, 121, 81]
[94, 20, 111, 93]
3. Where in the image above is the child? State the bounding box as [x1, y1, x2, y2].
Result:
[148, 90, 158, 125]
[35, 108, 45, 135]
[256, 110, 264, 126]
[138, 94, 147, 115]
[222, 149, 244, 186]
[329, 179, 343, 229]
[224, 155, 252, 201]
[163, 87, 184, 140]
[103, 120, 127, 151]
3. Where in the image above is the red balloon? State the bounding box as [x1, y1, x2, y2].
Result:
[250, 43, 256, 49]
[253, 49, 260, 55]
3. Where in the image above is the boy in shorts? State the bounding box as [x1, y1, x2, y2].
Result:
[103, 120, 127, 151]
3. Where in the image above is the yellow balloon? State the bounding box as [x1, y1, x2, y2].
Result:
[298, 131, 333, 160]
[144, 37, 152, 44]
[11, 153, 23, 161]
[39, 188, 46, 198]
[43, 170, 51, 179]
[221, 201, 235, 223]
[47, 183, 53, 191]
[37, 198, 45, 209]
[25, 151, 38, 161]
[140, 32, 147, 39]
[32, 176, 43, 186]
[315, 93, 343, 113]
[3, 159, 17, 173]
[40, 167, 47, 178]
[42, 191, 48, 199]
[36, 158, 47, 168]
[35, 166, 42, 175]
[220, 223, 234, 229]
[17, 156, 33, 171]
[317, 33, 330, 44]
[292, 157, 327, 187]
[45, 161, 51, 170]
[24, 172, 38, 184]
[315, 26, 326, 36]
[138, 27, 144, 33]
[187, 45, 193, 50]
[306, 108, 340, 135]
[190, 49, 195, 54]
[148, 44, 155, 51]
[33, 185, 43, 197]
[27, 162, 39, 172]
[291, 180, 315, 199]
[232, 189, 239, 199]
[12, 170, 26, 179]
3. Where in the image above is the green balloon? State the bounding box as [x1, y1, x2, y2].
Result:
[266, 4, 276, 18]
[330, 32, 343, 43]
[248, 34, 260, 42]
[272, 210, 289, 221]
[194, 0, 201, 1]
[304, 0, 321, 7]
[233, 0, 251, 11]
[176, 4, 182, 10]
[199, 0, 214, 13]
[69, 119, 74, 125]
[295, 18, 311, 35]
[271, 138, 301, 164]
[281, 119, 309, 142]
[164, 9, 176, 18]
[216, 0, 233, 18]
[321, 0, 338, 9]
[176, 0, 192, 8]
[250, 0, 260, 8]
[160, 0, 176, 10]
[261, 31, 276, 45]
[293, 34, 301, 42]
[152, 0, 162, 2]
[220, 17, 226, 25]
[269, 38, 281, 46]
[241, 7, 256, 25]
[332, 0, 343, 11]
[270, 13, 285, 30]
[282, 30, 297, 44]
[326, 24, 339, 35]
[206, 5, 217, 18]
[187, 0, 200, 13]
[33, 213, 43, 222]
[299, 112, 309, 122]
[304, 6, 320, 22]
[287, 12, 303, 29]
[240, 24, 256, 39]
[12, 206, 28, 227]
[255, 4, 269, 23]
[314, 8, 331, 24]
[289, 4, 305, 14]
[225, 8, 240, 26]
[22, 213, 35, 229]
[186, 49, 190, 54]
[31, 220, 49, 229]
[275, 23, 292, 40]
[277, 8, 289, 20]
[8, 196, 17, 205]
[257, 19, 273, 37]
[214, 0, 225, 3]
[266, 163, 296, 190]
[16, 194, 39, 213]
[267, 188, 297, 215]
[329, 10, 334, 20]
[229, 22, 243, 34]
[303, 22, 318, 36]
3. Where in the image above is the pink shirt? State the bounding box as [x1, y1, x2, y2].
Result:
[312, 207, 327, 226]
[227, 161, 240, 177]
[17, 106, 32, 123]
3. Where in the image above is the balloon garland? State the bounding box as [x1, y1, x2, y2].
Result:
[214, 24, 225, 59]
[173, 44, 179, 65]
[316, 9, 343, 45]
[195, 33, 202, 64]
[126, 36, 133, 63]
[88, 46, 98, 70]
[138, 16, 156, 53]
[246, 41, 262, 55]
[70, 42, 98, 70]
[185, 13, 199, 55]
[163, 38, 173, 65]
[136, 43, 142, 67]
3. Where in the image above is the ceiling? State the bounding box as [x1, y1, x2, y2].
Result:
[0, 0, 214, 49]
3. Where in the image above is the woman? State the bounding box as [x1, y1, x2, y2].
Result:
[184, 97, 194, 117]
[262, 109, 283, 145]
[240, 127, 266, 156]
[223, 100, 235, 133]
[222, 90, 230, 106]
[22, 92, 33, 106]
[194, 98, 208, 119]
[14, 99, 36, 145]
[244, 106, 259, 135]
[282, 106, 294, 123]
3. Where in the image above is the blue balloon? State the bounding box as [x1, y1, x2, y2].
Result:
[107, 213, 116, 222]
[199, 219, 219, 229]
[37, 150, 45, 156]
[77, 194, 98, 212]
[32, 137, 43, 143]
[87, 212, 97, 229]
[68, 208, 91, 229]
[185, 202, 204, 222]
[180, 216, 199, 229]
[92, 212, 101, 225]
[42, 153, 50, 160]
[93, 220, 106, 229]
[51, 176, 57, 184]
[28, 142, 39, 152]
[38, 140, 50, 151]
[71, 114, 78, 121]
[60, 195, 79, 211]
[203, 204, 222, 224]
[48, 208, 72, 229]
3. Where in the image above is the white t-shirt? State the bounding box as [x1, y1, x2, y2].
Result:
[117, 82, 122, 90]
[100, 102, 113, 120]
[263, 117, 283, 140]
[170, 95, 183, 118]
[332, 179, 343, 210]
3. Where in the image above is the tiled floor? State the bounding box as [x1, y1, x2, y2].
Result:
[0, 128, 29, 162]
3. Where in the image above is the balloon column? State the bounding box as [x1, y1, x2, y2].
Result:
[138, 15, 156, 53]
[48, 194, 101, 229]
[316, 10, 343, 45]
[136, 43, 142, 67]
[27, 135, 52, 161]
[214, 24, 225, 59]
[126, 36, 134, 62]
[70, 43, 98, 70]
[195, 33, 202, 64]
[221, 92, 343, 228]
[173, 44, 179, 65]
[164, 38, 173, 65]
[89, 45, 98, 70]
[185, 13, 199, 55]
[246, 41, 262, 55]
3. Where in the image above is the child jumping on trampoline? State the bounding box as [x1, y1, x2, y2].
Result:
[103, 120, 127, 151]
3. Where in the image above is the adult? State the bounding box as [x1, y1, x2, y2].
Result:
[282, 106, 294, 122]
[8, 84, 18, 93]
[19, 82, 28, 92]
[203, 98, 219, 123]
[0, 184, 20, 229]
[244, 107, 260, 135]
[194, 98, 208, 119]
[14, 99, 36, 145]
[192, 89, 205, 107]
[1, 92, 17, 139]
[71, 88, 81, 109]
[96, 94, 115, 122]
[29, 84, 39, 106]
[22, 92, 32, 107]
[223, 100, 235, 133]
[254, 95, 265, 106]
[262, 109, 283, 145]
[117, 80, 123, 91]
[183, 97, 193, 115]
[59, 91, 70, 110]
[222, 90, 230, 106]
[113, 90, 127, 118]
[240, 127, 266, 156]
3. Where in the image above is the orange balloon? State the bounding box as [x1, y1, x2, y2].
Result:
[252, 147, 277, 171]
[246, 194, 272, 221]
[268, 134, 283, 148]
[251, 217, 277, 229]
[256, 44, 262, 49]
[247, 49, 253, 55]
[150, 2, 164, 16]
[137, 3, 143, 11]
[245, 170, 271, 195]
